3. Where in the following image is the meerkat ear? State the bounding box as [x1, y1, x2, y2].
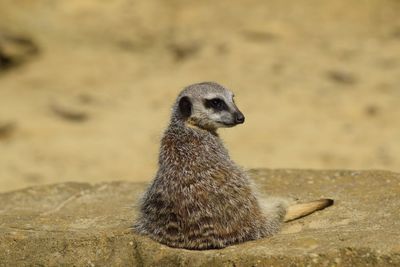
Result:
[179, 96, 192, 118]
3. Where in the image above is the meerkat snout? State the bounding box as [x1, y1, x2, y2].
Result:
[234, 111, 245, 124]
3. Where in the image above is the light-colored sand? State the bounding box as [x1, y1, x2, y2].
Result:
[0, 0, 399, 192]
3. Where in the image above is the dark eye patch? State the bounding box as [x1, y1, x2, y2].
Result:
[204, 98, 228, 111]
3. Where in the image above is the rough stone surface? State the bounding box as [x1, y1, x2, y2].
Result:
[0, 169, 399, 266]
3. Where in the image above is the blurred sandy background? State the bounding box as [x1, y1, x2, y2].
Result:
[0, 0, 399, 192]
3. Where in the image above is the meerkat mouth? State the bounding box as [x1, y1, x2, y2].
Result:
[218, 121, 238, 127]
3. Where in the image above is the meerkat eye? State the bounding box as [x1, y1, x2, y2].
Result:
[205, 98, 228, 111]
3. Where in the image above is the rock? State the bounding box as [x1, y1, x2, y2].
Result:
[0, 169, 399, 266]
[0, 33, 39, 71]
[0, 121, 16, 139]
[50, 102, 89, 122]
[326, 70, 357, 85]
[49, 95, 93, 122]
[167, 41, 202, 62]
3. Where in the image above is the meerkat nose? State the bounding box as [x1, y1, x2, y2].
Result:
[235, 112, 245, 124]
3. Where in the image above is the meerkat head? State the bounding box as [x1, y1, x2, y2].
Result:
[172, 82, 245, 131]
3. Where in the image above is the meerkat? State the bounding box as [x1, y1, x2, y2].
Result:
[133, 82, 333, 250]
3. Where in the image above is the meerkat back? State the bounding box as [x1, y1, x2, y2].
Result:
[133, 82, 333, 250]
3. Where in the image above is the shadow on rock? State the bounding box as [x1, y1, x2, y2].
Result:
[0, 32, 39, 72]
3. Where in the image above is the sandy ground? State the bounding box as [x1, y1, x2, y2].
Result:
[0, 0, 400, 192]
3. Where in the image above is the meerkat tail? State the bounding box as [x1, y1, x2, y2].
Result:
[284, 199, 334, 222]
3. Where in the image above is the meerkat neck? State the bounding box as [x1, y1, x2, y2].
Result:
[170, 117, 219, 137]
[185, 122, 218, 136]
